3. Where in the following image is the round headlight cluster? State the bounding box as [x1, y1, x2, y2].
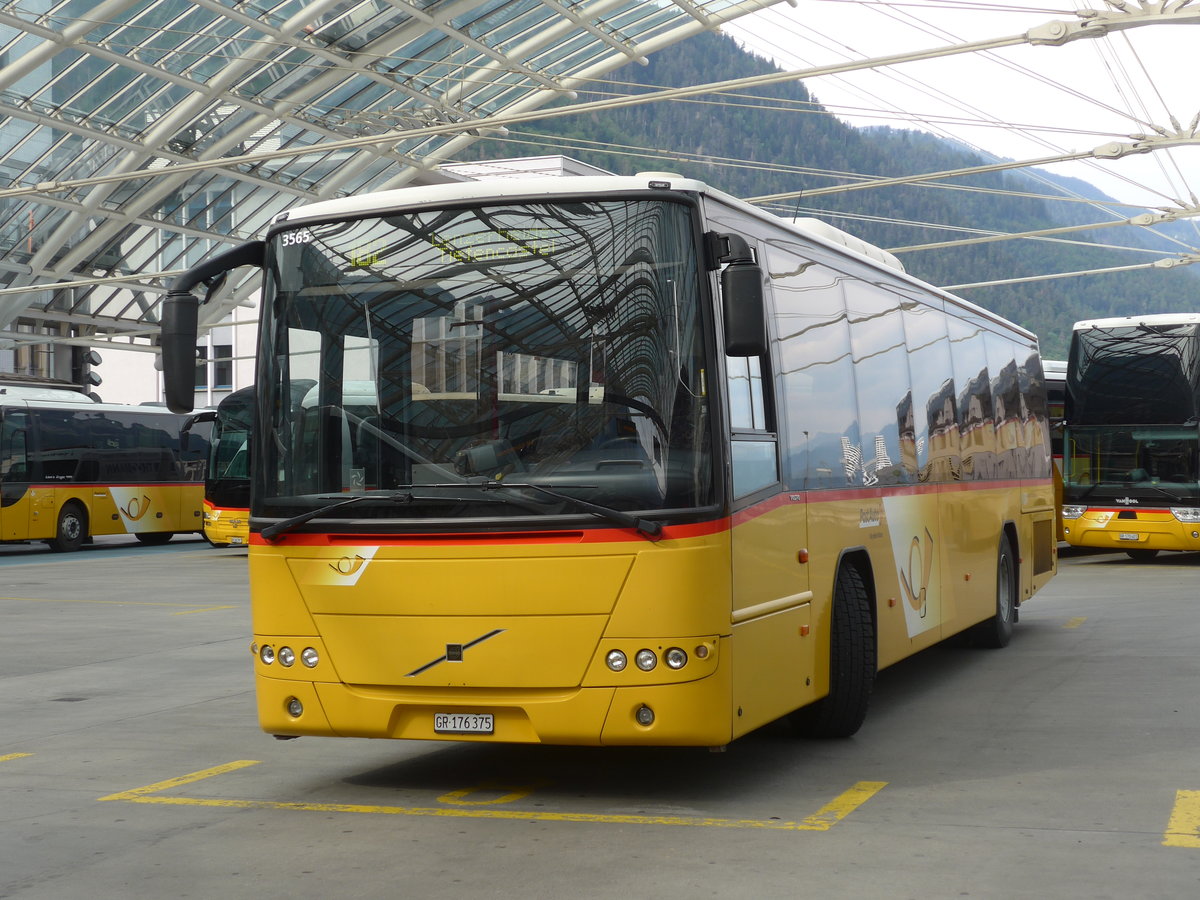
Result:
[604, 646, 690, 672]
[256, 643, 319, 668]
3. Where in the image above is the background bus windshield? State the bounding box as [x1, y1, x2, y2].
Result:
[255, 198, 714, 527]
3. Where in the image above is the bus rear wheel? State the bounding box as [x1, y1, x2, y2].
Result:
[1126, 549, 1159, 562]
[134, 532, 174, 546]
[971, 534, 1016, 648]
[48, 503, 87, 552]
[790, 562, 875, 739]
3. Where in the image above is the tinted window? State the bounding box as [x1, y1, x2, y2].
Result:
[766, 245, 858, 490]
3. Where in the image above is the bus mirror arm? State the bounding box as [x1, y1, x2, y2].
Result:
[160, 240, 266, 414]
[708, 231, 767, 357]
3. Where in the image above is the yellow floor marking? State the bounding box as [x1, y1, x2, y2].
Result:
[99, 762, 885, 831]
[1064, 617, 1087, 629]
[1163, 790, 1200, 848]
[98, 760, 262, 802]
[800, 780, 887, 830]
[172, 606, 238, 615]
[0, 596, 237, 612]
[1, 753, 32, 763]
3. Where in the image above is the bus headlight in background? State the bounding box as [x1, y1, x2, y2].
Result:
[1170, 507, 1200, 523]
[1060, 505, 1086, 519]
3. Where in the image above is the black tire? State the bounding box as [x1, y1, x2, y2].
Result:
[1126, 549, 1159, 562]
[48, 503, 87, 552]
[790, 563, 875, 738]
[134, 531, 173, 546]
[973, 534, 1016, 649]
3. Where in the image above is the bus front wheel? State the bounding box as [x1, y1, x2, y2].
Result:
[790, 562, 875, 739]
[48, 503, 87, 552]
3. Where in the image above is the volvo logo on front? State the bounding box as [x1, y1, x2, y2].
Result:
[405, 629, 505, 677]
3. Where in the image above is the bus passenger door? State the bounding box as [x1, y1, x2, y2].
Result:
[726, 354, 814, 737]
[0, 412, 31, 540]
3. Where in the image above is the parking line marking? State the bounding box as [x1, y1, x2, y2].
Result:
[98, 762, 886, 831]
[1163, 790, 1200, 848]
[1064, 617, 1087, 629]
[1, 753, 32, 763]
[0, 595, 238, 613]
[172, 606, 238, 615]
[97, 760, 262, 802]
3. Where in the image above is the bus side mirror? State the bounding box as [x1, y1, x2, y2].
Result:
[159, 240, 266, 414]
[162, 290, 200, 414]
[714, 234, 767, 357]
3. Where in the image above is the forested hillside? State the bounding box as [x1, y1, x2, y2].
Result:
[457, 30, 1197, 357]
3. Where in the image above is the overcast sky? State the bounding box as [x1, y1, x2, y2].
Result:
[724, 0, 1198, 221]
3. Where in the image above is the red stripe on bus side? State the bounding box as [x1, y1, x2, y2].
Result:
[251, 476, 1051, 548]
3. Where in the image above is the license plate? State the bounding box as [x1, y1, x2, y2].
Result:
[230, 537, 245, 545]
[434, 712, 494, 735]
[1118, 532, 1139, 542]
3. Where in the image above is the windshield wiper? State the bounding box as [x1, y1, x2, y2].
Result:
[469, 478, 663, 541]
[260, 480, 665, 543]
[260, 490, 509, 541]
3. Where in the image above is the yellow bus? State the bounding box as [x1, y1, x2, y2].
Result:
[1061, 314, 1200, 560]
[196, 385, 254, 547]
[196, 382, 314, 547]
[161, 173, 1057, 746]
[0, 389, 208, 550]
[1043, 359, 1066, 541]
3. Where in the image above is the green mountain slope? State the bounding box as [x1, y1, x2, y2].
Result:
[457, 30, 1198, 357]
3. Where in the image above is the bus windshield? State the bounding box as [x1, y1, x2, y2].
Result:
[1064, 424, 1200, 491]
[254, 197, 715, 528]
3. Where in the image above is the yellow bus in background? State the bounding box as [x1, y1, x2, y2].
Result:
[1043, 359, 1066, 541]
[198, 385, 254, 547]
[198, 382, 314, 547]
[1062, 314, 1200, 560]
[0, 388, 208, 550]
[161, 173, 1056, 747]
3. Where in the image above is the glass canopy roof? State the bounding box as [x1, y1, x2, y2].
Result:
[0, 0, 779, 362]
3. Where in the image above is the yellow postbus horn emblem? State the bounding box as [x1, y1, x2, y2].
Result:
[900, 528, 935, 617]
[330, 555, 367, 576]
[120, 495, 153, 521]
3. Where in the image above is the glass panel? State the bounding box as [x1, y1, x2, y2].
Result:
[846, 280, 911, 486]
[946, 313, 993, 481]
[255, 198, 714, 524]
[731, 439, 777, 497]
[766, 245, 857, 490]
[901, 299, 955, 483]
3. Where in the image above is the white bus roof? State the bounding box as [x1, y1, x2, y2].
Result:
[275, 172, 1034, 343]
[275, 172, 909, 273]
[1074, 313, 1200, 330]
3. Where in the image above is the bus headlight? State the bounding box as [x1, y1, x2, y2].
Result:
[1171, 507, 1200, 523]
[605, 650, 628, 672]
[301, 647, 320, 668]
[635, 649, 658, 671]
[259, 645, 275, 665]
[1061, 505, 1086, 519]
[278, 646, 295, 667]
[664, 647, 688, 669]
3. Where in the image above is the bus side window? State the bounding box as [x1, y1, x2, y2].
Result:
[727, 354, 778, 497]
